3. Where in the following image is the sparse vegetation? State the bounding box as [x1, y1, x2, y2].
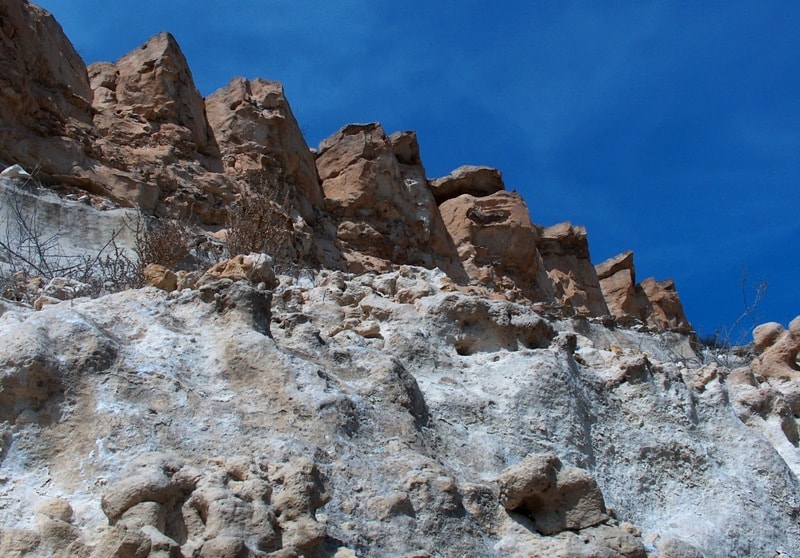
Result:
[0, 175, 196, 304]
[0, 180, 139, 302]
[133, 214, 191, 273]
[225, 188, 295, 271]
[697, 266, 768, 366]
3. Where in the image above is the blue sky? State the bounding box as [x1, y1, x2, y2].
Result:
[37, 1, 799, 339]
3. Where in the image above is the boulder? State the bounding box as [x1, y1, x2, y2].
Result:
[752, 317, 800, 380]
[538, 222, 608, 315]
[315, 123, 462, 277]
[497, 453, 609, 535]
[438, 191, 554, 302]
[429, 165, 505, 204]
[143, 263, 178, 292]
[199, 253, 277, 289]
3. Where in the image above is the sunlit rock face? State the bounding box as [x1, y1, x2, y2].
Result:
[597, 251, 692, 332]
[7, 4, 797, 557]
[315, 123, 464, 278]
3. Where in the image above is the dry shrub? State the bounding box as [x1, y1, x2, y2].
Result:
[134, 216, 190, 271]
[226, 192, 293, 267]
[0, 183, 139, 298]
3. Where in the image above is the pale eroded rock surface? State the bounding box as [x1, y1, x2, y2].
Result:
[0, 268, 798, 557]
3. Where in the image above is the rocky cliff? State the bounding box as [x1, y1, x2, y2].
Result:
[0, 0, 687, 327]
[1, 1, 799, 557]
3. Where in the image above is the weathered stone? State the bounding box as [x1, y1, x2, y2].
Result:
[596, 251, 640, 318]
[497, 453, 559, 510]
[596, 251, 693, 332]
[0, 0, 94, 187]
[429, 165, 505, 204]
[497, 453, 608, 535]
[200, 253, 277, 289]
[205, 77, 324, 217]
[0, 528, 41, 557]
[637, 277, 691, 332]
[143, 264, 178, 292]
[87, 32, 233, 219]
[439, 191, 555, 302]
[316, 123, 463, 278]
[752, 317, 800, 380]
[100, 454, 199, 523]
[539, 222, 608, 316]
[34, 499, 73, 523]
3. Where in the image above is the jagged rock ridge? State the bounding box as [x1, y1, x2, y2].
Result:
[0, 0, 688, 331]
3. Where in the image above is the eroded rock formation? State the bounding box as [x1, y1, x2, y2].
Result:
[0, 0, 690, 321]
[1, 265, 798, 557]
[315, 123, 463, 278]
[4, 3, 795, 557]
[596, 251, 691, 331]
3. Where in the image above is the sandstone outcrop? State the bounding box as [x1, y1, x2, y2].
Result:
[538, 222, 609, 316]
[595, 250, 639, 318]
[638, 277, 691, 332]
[205, 77, 324, 217]
[315, 123, 463, 277]
[429, 165, 505, 204]
[438, 191, 554, 302]
[88, 32, 235, 220]
[596, 251, 692, 332]
[0, 0, 694, 328]
[0, 0, 94, 184]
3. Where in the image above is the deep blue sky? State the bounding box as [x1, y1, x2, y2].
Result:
[37, 1, 799, 339]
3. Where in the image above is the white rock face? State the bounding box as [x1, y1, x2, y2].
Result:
[0, 267, 798, 557]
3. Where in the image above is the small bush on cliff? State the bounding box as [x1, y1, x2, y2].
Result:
[133, 215, 191, 274]
[225, 190, 294, 270]
[697, 267, 767, 367]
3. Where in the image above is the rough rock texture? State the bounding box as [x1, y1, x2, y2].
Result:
[315, 123, 462, 278]
[752, 317, 800, 379]
[429, 165, 505, 204]
[638, 277, 691, 333]
[596, 250, 640, 318]
[87, 32, 233, 219]
[143, 264, 178, 292]
[497, 453, 609, 535]
[439, 191, 555, 302]
[596, 251, 692, 332]
[1, 266, 799, 557]
[204, 77, 324, 218]
[9, 5, 792, 556]
[538, 222, 608, 316]
[0, 0, 330, 266]
[0, 0, 94, 185]
[0, 0, 693, 327]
